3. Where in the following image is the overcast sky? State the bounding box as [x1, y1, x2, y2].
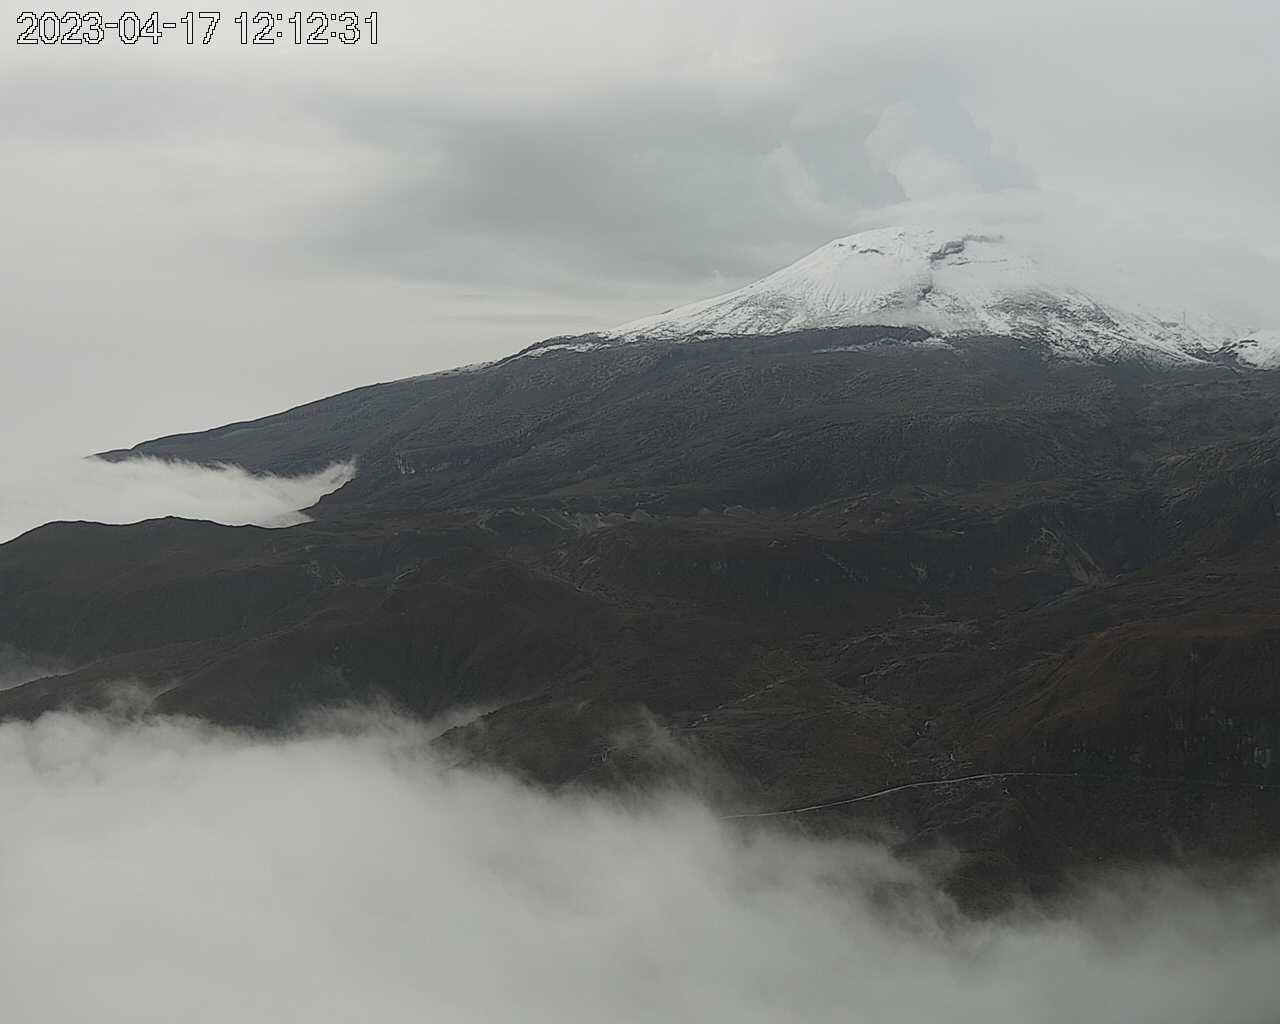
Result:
[3, 0, 1279, 460]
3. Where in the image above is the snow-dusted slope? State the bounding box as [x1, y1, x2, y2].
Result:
[604, 226, 1241, 366]
[1216, 329, 1280, 370]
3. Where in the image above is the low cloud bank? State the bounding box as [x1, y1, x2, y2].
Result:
[0, 710, 1275, 1023]
[0, 457, 354, 545]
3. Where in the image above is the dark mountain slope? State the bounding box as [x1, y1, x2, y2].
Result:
[8, 329, 1280, 906]
[103, 330, 1279, 516]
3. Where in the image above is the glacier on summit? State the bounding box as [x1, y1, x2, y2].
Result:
[601, 226, 1258, 367]
[1217, 330, 1280, 370]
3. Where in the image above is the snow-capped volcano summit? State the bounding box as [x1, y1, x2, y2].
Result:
[605, 226, 1241, 365]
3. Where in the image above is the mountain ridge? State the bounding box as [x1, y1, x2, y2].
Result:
[515, 226, 1268, 369]
[9, 238, 1280, 910]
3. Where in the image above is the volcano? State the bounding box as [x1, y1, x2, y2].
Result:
[3, 224, 1280, 908]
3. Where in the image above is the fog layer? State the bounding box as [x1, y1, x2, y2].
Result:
[0, 457, 354, 544]
[0, 711, 1275, 1023]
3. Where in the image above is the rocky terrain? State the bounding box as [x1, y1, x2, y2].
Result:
[4, 229, 1280, 909]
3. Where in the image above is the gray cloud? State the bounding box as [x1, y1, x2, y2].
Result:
[866, 99, 1030, 201]
[0, 66, 236, 145]
[304, 88, 905, 288]
[0, 709, 1276, 1023]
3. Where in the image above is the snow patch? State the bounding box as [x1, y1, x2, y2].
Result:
[603, 226, 1245, 366]
[522, 340, 606, 358]
[1220, 329, 1280, 370]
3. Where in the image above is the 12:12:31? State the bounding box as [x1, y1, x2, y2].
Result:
[235, 11, 379, 45]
